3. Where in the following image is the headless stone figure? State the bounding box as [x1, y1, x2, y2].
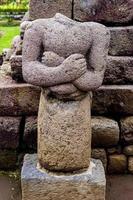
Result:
[22, 13, 110, 172]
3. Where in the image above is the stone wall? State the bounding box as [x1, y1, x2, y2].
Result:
[0, 0, 132, 174]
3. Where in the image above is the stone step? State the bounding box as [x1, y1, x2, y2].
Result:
[0, 83, 132, 115]
[92, 85, 133, 115]
[0, 83, 40, 116]
[109, 26, 133, 56]
[104, 56, 133, 84]
[10, 55, 133, 84]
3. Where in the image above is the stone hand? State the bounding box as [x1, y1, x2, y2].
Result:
[61, 53, 87, 81]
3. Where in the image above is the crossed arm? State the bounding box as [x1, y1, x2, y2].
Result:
[22, 22, 110, 93]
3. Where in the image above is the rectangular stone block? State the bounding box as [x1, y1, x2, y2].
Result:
[23, 116, 37, 150]
[109, 26, 133, 56]
[29, 0, 72, 20]
[92, 117, 119, 148]
[0, 117, 21, 149]
[0, 83, 40, 116]
[92, 85, 133, 115]
[21, 154, 106, 200]
[104, 56, 133, 84]
[10, 55, 23, 83]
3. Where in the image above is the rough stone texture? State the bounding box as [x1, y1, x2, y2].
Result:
[21, 154, 106, 200]
[128, 157, 133, 173]
[120, 117, 133, 145]
[91, 148, 107, 170]
[38, 92, 91, 172]
[0, 117, 21, 149]
[104, 56, 133, 84]
[92, 85, 133, 115]
[10, 55, 23, 82]
[29, 0, 72, 20]
[0, 61, 15, 85]
[123, 145, 133, 156]
[74, 0, 133, 24]
[0, 83, 40, 116]
[10, 55, 133, 85]
[23, 13, 110, 99]
[108, 154, 127, 174]
[109, 26, 133, 56]
[23, 116, 37, 150]
[0, 150, 17, 170]
[11, 35, 22, 56]
[107, 146, 122, 155]
[92, 117, 119, 147]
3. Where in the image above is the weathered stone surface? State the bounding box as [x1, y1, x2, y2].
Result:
[92, 85, 133, 115]
[128, 157, 133, 173]
[120, 117, 133, 145]
[23, 14, 110, 98]
[0, 62, 15, 85]
[38, 92, 91, 172]
[0, 150, 17, 170]
[91, 148, 107, 170]
[0, 117, 21, 149]
[123, 145, 133, 156]
[104, 56, 133, 84]
[0, 83, 40, 116]
[10, 55, 24, 83]
[29, 0, 72, 20]
[109, 26, 133, 56]
[10, 55, 23, 82]
[23, 116, 37, 150]
[92, 117, 119, 147]
[108, 154, 127, 174]
[74, 0, 133, 24]
[107, 146, 122, 155]
[10, 55, 133, 85]
[21, 154, 106, 200]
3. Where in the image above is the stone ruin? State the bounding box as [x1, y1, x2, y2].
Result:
[0, 0, 132, 197]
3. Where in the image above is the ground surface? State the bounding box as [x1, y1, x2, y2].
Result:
[0, 173, 133, 200]
[0, 24, 19, 53]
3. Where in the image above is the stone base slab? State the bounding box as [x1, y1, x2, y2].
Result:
[21, 154, 106, 200]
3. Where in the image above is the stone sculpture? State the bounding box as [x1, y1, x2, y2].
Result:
[22, 13, 110, 200]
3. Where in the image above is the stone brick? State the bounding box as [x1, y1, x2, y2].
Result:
[107, 146, 122, 155]
[10, 55, 23, 83]
[0, 117, 21, 149]
[92, 85, 133, 115]
[128, 157, 133, 173]
[109, 26, 133, 56]
[29, 0, 72, 20]
[108, 154, 127, 174]
[91, 148, 107, 170]
[23, 116, 37, 150]
[104, 56, 133, 84]
[120, 117, 133, 145]
[0, 150, 17, 170]
[92, 117, 119, 147]
[74, 0, 133, 24]
[123, 145, 133, 156]
[0, 83, 40, 116]
[21, 154, 106, 200]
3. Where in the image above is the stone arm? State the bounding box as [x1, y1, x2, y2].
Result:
[22, 24, 85, 87]
[74, 24, 110, 92]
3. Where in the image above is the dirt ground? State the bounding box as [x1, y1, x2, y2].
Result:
[0, 174, 133, 200]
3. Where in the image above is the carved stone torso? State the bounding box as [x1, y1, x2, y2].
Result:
[43, 18, 92, 58]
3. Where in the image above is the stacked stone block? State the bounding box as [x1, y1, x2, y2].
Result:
[0, 0, 132, 174]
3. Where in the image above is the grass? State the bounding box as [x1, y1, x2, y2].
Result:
[0, 20, 20, 53]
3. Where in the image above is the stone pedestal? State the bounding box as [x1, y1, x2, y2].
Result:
[38, 90, 91, 172]
[21, 154, 106, 200]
